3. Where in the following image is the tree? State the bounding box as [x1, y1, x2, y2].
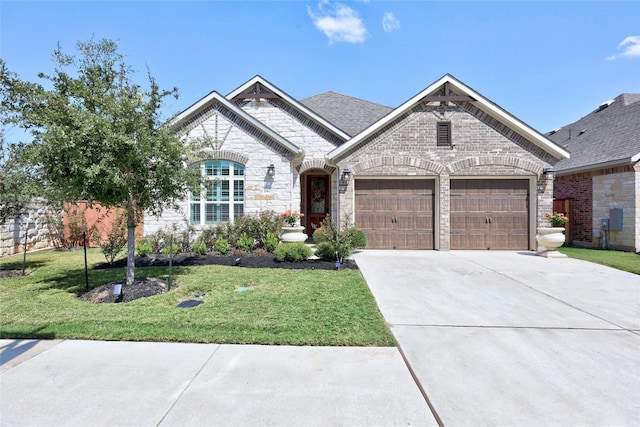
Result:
[0, 39, 200, 285]
[0, 132, 34, 223]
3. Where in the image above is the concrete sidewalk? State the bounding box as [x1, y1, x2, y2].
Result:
[0, 340, 436, 426]
[354, 250, 640, 426]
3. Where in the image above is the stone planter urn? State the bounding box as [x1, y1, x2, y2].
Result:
[279, 225, 308, 243]
[535, 227, 567, 258]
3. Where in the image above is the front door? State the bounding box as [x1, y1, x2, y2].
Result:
[306, 174, 330, 237]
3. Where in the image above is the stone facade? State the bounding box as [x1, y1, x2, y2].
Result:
[0, 200, 57, 257]
[334, 104, 556, 250]
[144, 98, 340, 235]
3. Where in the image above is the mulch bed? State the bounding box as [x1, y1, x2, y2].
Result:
[94, 252, 359, 271]
[84, 252, 358, 304]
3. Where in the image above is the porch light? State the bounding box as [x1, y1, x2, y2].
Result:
[341, 168, 352, 182]
[267, 164, 275, 178]
[543, 167, 554, 181]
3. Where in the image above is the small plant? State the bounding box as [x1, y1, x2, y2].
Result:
[93, 213, 127, 264]
[312, 215, 367, 263]
[236, 232, 254, 252]
[274, 242, 313, 262]
[262, 231, 279, 253]
[136, 239, 153, 257]
[215, 237, 230, 254]
[280, 210, 304, 226]
[545, 212, 568, 227]
[192, 241, 208, 256]
[162, 242, 180, 255]
[253, 247, 268, 257]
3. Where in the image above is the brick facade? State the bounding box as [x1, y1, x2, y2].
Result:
[334, 103, 556, 250]
[555, 165, 638, 252]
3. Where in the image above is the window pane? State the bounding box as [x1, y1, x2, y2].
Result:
[221, 204, 229, 221]
[206, 181, 218, 201]
[234, 204, 244, 219]
[205, 204, 217, 224]
[234, 180, 244, 201]
[191, 204, 201, 224]
[234, 165, 244, 176]
[221, 181, 229, 201]
[205, 161, 216, 176]
[221, 161, 230, 176]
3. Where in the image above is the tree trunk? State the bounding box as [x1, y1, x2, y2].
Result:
[126, 200, 136, 286]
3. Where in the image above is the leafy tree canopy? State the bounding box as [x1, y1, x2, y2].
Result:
[0, 38, 200, 284]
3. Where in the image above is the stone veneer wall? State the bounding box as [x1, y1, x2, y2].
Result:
[334, 102, 557, 250]
[592, 167, 638, 252]
[145, 99, 340, 235]
[0, 200, 57, 257]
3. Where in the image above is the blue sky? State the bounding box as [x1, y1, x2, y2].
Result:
[1, 0, 639, 144]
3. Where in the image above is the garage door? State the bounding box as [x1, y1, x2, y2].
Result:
[450, 179, 529, 250]
[355, 179, 434, 249]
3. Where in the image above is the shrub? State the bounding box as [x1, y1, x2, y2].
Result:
[215, 237, 230, 254]
[311, 216, 367, 262]
[192, 241, 208, 256]
[314, 241, 337, 261]
[274, 242, 312, 262]
[345, 228, 367, 249]
[136, 239, 153, 257]
[236, 232, 254, 252]
[253, 247, 268, 257]
[262, 231, 279, 253]
[162, 242, 180, 255]
[93, 213, 127, 264]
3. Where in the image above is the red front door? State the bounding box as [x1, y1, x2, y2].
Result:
[306, 174, 330, 237]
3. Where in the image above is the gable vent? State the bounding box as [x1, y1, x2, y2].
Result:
[437, 121, 452, 146]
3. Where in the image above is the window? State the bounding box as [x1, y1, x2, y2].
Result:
[437, 121, 452, 147]
[190, 160, 244, 225]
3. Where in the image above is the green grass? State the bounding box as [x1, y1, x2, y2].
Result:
[557, 246, 640, 275]
[0, 249, 396, 346]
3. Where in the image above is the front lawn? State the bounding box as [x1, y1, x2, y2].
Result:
[0, 249, 396, 346]
[558, 246, 640, 275]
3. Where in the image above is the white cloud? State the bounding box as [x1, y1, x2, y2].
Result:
[605, 35, 640, 60]
[307, 1, 368, 44]
[382, 12, 400, 32]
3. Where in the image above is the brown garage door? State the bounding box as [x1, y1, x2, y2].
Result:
[450, 179, 529, 250]
[355, 179, 434, 249]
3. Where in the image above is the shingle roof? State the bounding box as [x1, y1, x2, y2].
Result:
[300, 91, 393, 137]
[547, 93, 640, 173]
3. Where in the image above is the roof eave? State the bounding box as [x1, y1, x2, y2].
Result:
[555, 155, 639, 175]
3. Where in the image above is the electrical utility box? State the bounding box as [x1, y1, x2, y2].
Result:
[609, 208, 623, 231]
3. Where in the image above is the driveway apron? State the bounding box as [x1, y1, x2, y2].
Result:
[354, 250, 640, 426]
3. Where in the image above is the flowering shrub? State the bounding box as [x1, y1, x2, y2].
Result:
[281, 210, 304, 226]
[545, 212, 568, 227]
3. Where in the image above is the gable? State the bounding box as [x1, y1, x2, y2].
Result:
[171, 90, 302, 158]
[227, 76, 350, 144]
[328, 74, 570, 162]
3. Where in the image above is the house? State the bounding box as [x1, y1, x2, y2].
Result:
[548, 94, 640, 253]
[144, 74, 570, 250]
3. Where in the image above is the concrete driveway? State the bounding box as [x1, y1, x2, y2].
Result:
[354, 250, 640, 426]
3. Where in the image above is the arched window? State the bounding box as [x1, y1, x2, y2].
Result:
[190, 160, 244, 225]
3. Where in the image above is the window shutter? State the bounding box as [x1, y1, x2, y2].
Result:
[437, 121, 452, 146]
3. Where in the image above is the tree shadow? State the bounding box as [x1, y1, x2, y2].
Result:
[31, 264, 189, 296]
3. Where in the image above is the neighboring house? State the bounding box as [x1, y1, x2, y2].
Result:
[548, 94, 640, 253]
[145, 74, 570, 251]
